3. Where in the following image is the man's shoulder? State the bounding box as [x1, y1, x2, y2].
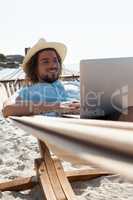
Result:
[54, 80, 64, 87]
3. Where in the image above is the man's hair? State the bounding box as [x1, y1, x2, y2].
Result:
[25, 48, 62, 83]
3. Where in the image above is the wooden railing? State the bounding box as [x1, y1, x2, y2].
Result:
[0, 79, 25, 97]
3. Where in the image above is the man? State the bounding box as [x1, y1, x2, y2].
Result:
[3, 38, 80, 117]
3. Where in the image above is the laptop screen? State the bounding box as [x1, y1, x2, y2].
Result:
[80, 57, 133, 119]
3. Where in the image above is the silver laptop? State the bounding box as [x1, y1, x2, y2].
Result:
[80, 57, 133, 119]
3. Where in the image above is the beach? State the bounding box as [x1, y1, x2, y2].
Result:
[0, 112, 133, 200]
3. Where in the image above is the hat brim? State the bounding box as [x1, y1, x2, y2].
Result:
[22, 41, 67, 71]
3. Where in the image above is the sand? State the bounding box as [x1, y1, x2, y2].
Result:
[0, 113, 133, 200]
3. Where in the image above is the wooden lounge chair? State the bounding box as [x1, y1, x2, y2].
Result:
[0, 79, 133, 199]
[1, 115, 133, 199]
[0, 78, 111, 199]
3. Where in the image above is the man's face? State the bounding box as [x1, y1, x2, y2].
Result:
[37, 50, 61, 83]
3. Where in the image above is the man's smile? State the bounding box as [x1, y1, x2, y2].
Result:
[47, 68, 58, 73]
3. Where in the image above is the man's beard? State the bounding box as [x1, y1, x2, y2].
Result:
[40, 72, 60, 83]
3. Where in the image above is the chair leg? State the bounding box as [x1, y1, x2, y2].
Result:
[38, 140, 76, 200]
[52, 155, 76, 200]
[35, 158, 57, 200]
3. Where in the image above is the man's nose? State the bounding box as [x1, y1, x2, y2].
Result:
[51, 61, 58, 68]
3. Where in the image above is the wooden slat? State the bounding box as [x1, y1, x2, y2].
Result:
[9, 82, 14, 95]
[53, 156, 76, 200]
[35, 115, 133, 130]
[35, 158, 57, 200]
[39, 141, 67, 200]
[3, 83, 10, 97]
[0, 168, 111, 192]
[12, 116, 133, 155]
[7, 82, 12, 97]
[11, 81, 15, 94]
[66, 169, 111, 182]
[0, 176, 37, 191]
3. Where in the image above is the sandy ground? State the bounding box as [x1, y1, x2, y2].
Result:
[0, 113, 133, 199]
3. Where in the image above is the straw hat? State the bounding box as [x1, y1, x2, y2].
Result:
[22, 38, 67, 70]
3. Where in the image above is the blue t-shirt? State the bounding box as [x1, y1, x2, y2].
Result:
[19, 80, 68, 103]
[18, 80, 68, 116]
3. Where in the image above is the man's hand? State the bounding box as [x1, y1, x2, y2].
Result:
[59, 101, 80, 114]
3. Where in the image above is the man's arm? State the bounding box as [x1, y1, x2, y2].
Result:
[2, 97, 80, 117]
[2, 100, 60, 117]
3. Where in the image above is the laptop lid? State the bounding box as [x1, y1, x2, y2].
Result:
[80, 57, 133, 119]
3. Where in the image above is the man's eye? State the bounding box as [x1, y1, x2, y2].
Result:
[54, 59, 58, 63]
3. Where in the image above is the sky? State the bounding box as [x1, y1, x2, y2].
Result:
[1, 0, 133, 64]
